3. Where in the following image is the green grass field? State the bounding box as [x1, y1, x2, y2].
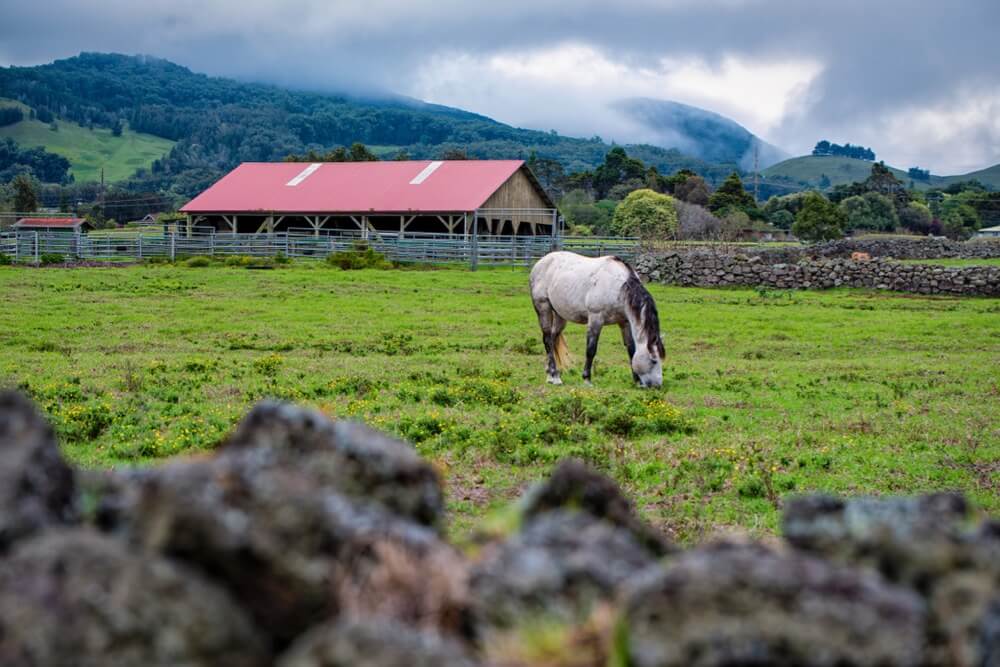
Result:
[0, 102, 174, 183]
[0, 263, 997, 540]
[896, 257, 1000, 267]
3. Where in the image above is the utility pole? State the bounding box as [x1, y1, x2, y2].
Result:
[99, 167, 105, 221]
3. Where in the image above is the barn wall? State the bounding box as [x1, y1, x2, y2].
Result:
[481, 169, 551, 210]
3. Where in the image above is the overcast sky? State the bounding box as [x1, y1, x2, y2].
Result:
[2, 0, 998, 174]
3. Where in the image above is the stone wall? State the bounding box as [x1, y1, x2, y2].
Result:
[635, 252, 1000, 296]
[0, 391, 998, 666]
[671, 237, 1000, 265]
[812, 237, 1000, 260]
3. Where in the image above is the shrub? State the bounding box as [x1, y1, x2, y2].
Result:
[675, 200, 724, 240]
[59, 401, 113, 442]
[224, 255, 255, 267]
[326, 242, 393, 270]
[792, 192, 846, 242]
[0, 253, 12, 266]
[252, 353, 284, 377]
[612, 188, 679, 239]
[273, 252, 291, 265]
[39, 253, 64, 265]
[184, 255, 212, 267]
[327, 375, 380, 397]
[899, 201, 933, 235]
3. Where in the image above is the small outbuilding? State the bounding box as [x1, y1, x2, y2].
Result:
[180, 160, 559, 237]
[13, 217, 92, 233]
[974, 224, 1000, 239]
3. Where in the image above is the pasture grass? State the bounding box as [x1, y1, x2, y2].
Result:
[0, 263, 997, 542]
[0, 106, 174, 183]
[895, 257, 1000, 267]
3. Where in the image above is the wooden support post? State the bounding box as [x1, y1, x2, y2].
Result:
[397, 215, 415, 240]
[185, 214, 192, 239]
[469, 212, 478, 272]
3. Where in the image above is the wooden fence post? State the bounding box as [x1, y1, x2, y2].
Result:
[469, 212, 479, 271]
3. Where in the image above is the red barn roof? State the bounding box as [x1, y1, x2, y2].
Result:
[181, 160, 553, 214]
[13, 217, 88, 229]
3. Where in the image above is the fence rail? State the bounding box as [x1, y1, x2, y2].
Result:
[0, 230, 643, 267]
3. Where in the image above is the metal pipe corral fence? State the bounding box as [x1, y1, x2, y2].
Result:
[0, 229, 643, 268]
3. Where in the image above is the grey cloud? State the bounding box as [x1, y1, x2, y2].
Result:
[1, 1, 998, 172]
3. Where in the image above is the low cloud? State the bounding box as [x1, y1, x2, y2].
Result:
[1, 0, 997, 173]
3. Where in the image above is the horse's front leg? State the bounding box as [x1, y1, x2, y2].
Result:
[620, 323, 640, 385]
[583, 317, 603, 384]
[534, 299, 562, 385]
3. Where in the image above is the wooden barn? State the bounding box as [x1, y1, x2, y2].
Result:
[180, 160, 559, 237]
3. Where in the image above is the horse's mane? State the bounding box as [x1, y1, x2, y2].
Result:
[615, 258, 665, 357]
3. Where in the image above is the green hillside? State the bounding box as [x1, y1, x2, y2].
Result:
[938, 163, 1000, 190]
[0, 100, 174, 183]
[763, 154, 1000, 193]
[762, 155, 927, 189]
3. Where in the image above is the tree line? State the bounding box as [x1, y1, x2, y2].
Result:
[812, 141, 876, 161]
[0, 138, 72, 185]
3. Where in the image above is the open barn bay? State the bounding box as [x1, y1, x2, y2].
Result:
[0, 263, 997, 541]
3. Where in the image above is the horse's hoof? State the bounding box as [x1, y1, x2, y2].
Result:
[546, 376, 563, 385]
[583, 379, 593, 386]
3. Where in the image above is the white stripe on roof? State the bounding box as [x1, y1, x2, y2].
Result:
[286, 163, 322, 186]
[409, 161, 443, 185]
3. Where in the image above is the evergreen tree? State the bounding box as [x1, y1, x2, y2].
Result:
[12, 174, 38, 213]
[792, 192, 845, 241]
[707, 172, 756, 214]
[348, 142, 378, 161]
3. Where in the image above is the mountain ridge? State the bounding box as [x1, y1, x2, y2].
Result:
[613, 97, 788, 170]
[0, 52, 738, 193]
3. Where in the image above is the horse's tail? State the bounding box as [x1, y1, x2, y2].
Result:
[553, 331, 571, 370]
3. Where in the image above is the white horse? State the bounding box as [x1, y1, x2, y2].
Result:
[529, 251, 665, 388]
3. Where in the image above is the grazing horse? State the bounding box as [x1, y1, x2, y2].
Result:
[529, 251, 665, 388]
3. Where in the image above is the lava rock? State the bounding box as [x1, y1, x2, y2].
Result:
[0, 529, 268, 667]
[623, 542, 927, 667]
[783, 493, 977, 583]
[0, 390, 76, 550]
[471, 509, 659, 628]
[277, 618, 478, 667]
[222, 401, 444, 527]
[126, 455, 460, 645]
[520, 459, 672, 556]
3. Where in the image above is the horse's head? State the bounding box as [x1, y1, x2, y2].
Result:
[632, 336, 664, 388]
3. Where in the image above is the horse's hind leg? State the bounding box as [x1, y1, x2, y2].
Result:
[533, 299, 562, 384]
[583, 316, 603, 384]
[620, 323, 640, 384]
